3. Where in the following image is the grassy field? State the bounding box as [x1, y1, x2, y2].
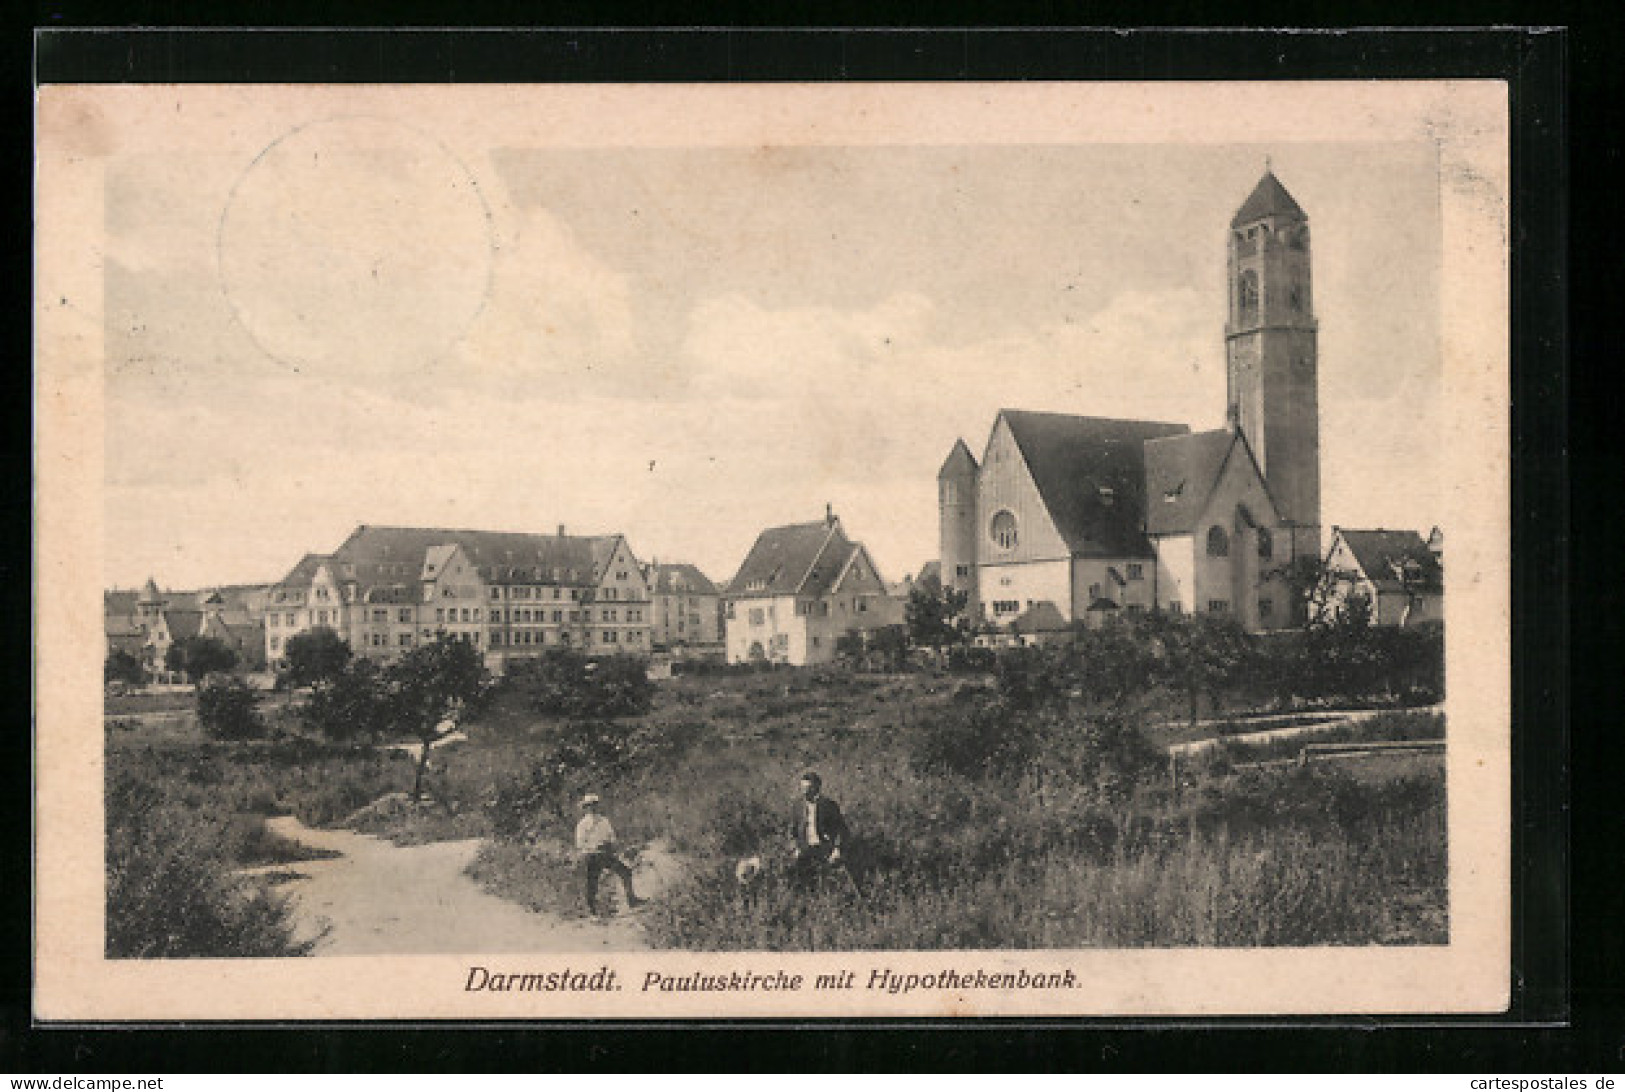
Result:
[106, 667, 1447, 954]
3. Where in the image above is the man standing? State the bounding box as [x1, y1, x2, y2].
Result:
[575, 793, 641, 916]
[789, 771, 849, 880]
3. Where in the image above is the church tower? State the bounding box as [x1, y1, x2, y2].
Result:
[937, 439, 980, 612]
[1225, 168, 1322, 560]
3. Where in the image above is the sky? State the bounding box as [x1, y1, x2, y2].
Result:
[100, 95, 1447, 592]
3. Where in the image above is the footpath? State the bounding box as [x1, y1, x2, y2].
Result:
[242, 816, 681, 956]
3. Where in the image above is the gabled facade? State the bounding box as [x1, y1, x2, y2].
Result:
[105, 579, 270, 677]
[723, 511, 900, 666]
[1321, 527, 1444, 627]
[265, 524, 652, 673]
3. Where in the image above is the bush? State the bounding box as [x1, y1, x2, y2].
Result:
[105, 649, 146, 687]
[105, 766, 312, 958]
[196, 676, 264, 741]
[503, 651, 653, 719]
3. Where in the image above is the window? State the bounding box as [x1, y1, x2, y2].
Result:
[1238, 269, 1259, 321]
[553, 588, 561, 599]
[1089, 583, 1102, 599]
[398, 608, 412, 624]
[461, 608, 471, 623]
[1169, 600, 1183, 614]
[435, 607, 444, 623]
[1259, 598, 1274, 620]
[473, 608, 482, 622]
[1257, 528, 1274, 561]
[399, 634, 412, 647]
[270, 636, 281, 651]
[269, 614, 279, 628]
[990, 510, 1019, 551]
[1126, 563, 1144, 581]
[1207, 526, 1230, 557]
[1208, 599, 1229, 614]
[552, 610, 562, 623]
[1126, 604, 1145, 614]
[749, 608, 765, 626]
[491, 632, 502, 646]
[956, 564, 970, 578]
[726, 602, 736, 620]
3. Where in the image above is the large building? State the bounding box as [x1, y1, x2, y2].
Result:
[643, 562, 724, 652]
[264, 524, 652, 673]
[723, 509, 900, 665]
[939, 170, 1325, 633]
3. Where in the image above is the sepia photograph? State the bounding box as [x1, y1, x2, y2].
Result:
[34, 79, 1511, 1019]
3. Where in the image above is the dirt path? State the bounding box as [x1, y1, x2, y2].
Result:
[248, 817, 678, 956]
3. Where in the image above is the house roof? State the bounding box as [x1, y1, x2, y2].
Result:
[916, 560, 942, 587]
[726, 519, 852, 597]
[1011, 601, 1069, 633]
[105, 590, 139, 618]
[1143, 429, 1241, 535]
[937, 438, 979, 480]
[160, 609, 203, 642]
[138, 577, 163, 604]
[999, 409, 1188, 558]
[1335, 529, 1444, 593]
[1231, 170, 1307, 228]
[647, 563, 719, 596]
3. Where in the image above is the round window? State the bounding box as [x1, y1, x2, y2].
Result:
[990, 510, 1019, 551]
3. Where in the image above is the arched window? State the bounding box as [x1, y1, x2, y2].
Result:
[1206, 526, 1230, 558]
[990, 510, 1019, 552]
[1256, 527, 1274, 561]
[1238, 270, 1259, 322]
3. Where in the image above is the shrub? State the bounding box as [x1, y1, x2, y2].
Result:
[165, 635, 239, 684]
[504, 651, 653, 719]
[196, 676, 264, 741]
[105, 766, 312, 958]
[105, 649, 146, 687]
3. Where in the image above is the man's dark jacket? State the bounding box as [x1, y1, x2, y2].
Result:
[790, 795, 848, 851]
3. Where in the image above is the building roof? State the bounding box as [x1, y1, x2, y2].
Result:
[1231, 170, 1307, 228]
[1335, 529, 1444, 593]
[727, 519, 852, 598]
[275, 526, 627, 595]
[105, 590, 139, 618]
[937, 438, 979, 480]
[138, 577, 163, 605]
[1143, 429, 1242, 535]
[915, 560, 942, 587]
[647, 562, 719, 597]
[160, 608, 203, 642]
[1011, 601, 1069, 633]
[999, 409, 1188, 558]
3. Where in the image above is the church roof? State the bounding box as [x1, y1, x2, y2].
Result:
[937, 438, 979, 480]
[999, 409, 1188, 558]
[1335, 529, 1443, 594]
[1143, 429, 1241, 535]
[1231, 170, 1307, 228]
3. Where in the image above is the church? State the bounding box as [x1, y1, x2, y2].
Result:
[938, 170, 1322, 634]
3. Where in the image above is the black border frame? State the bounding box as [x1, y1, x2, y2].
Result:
[15, 24, 1582, 1072]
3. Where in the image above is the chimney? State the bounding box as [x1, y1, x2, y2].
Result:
[825, 503, 835, 527]
[558, 524, 566, 538]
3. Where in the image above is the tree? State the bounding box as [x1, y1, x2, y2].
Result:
[196, 675, 263, 740]
[278, 626, 352, 690]
[165, 635, 238, 685]
[105, 649, 146, 687]
[300, 658, 391, 742]
[1263, 555, 1362, 630]
[904, 582, 970, 649]
[1148, 612, 1254, 728]
[384, 637, 488, 803]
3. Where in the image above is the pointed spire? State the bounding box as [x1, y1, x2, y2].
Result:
[1231, 168, 1306, 228]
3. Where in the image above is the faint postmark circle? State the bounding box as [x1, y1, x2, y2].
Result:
[218, 115, 493, 376]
